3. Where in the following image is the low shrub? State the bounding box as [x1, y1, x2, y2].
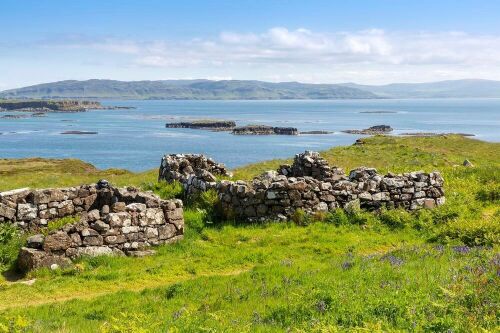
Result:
[348, 210, 378, 226]
[183, 209, 206, 234]
[141, 181, 184, 200]
[291, 209, 310, 226]
[0, 315, 32, 333]
[0, 224, 24, 272]
[186, 189, 222, 223]
[476, 183, 500, 203]
[430, 215, 500, 246]
[45, 215, 80, 234]
[378, 209, 414, 229]
[325, 209, 349, 226]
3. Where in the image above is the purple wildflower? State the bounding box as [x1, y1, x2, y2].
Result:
[341, 261, 354, 270]
[315, 300, 328, 313]
[433, 245, 445, 252]
[452, 245, 471, 254]
[382, 255, 404, 267]
[491, 254, 500, 267]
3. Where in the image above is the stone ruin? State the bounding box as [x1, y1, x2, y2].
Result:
[278, 151, 345, 181]
[159, 153, 230, 195]
[0, 181, 184, 271]
[159, 151, 445, 221]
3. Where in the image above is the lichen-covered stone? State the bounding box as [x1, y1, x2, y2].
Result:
[17, 203, 37, 220]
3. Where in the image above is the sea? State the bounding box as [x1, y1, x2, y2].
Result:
[0, 99, 499, 171]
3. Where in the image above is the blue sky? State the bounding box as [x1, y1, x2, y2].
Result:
[2, 0, 500, 89]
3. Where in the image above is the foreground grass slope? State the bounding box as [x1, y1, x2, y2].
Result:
[0, 135, 498, 332]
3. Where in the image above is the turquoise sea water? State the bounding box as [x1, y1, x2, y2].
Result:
[0, 99, 499, 171]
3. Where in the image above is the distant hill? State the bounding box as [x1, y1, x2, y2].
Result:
[2, 79, 500, 100]
[343, 79, 500, 98]
[0, 79, 379, 100]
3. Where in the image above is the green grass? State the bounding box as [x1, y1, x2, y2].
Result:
[0, 158, 156, 191]
[0, 135, 498, 332]
[232, 134, 500, 179]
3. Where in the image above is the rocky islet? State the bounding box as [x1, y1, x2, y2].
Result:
[342, 125, 394, 135]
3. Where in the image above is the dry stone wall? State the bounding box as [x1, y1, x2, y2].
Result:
[159, 154, 230, 195]
[159, 151, 445, 221]
[0, 181, 184, 271]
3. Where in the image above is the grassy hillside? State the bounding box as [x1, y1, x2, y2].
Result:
[0, 158, 156, 192]
[0, 135, 498, 332]
[233, 134, 500, 179]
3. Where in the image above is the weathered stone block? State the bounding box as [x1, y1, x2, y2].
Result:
[17, 247, 72, 272]
[111, 202, 126, 212]
[423, 199, 436, 209]
[43, 231, 72, 252]
[145, 227, 159, 238]
[158, 224, 177, 240]
[27, 234, 44, 249]
[57, 200, 75, 217]
[165, 208, 183, 221]
[93, 220, 110, 232]
[81, 228, 99, 237]
[83, 235, 103, 246]
[105, 235, 127, 245]
[17, 203, 37, 220]
[372, 192, 390, 201]
[142, 208, 164, 226]
[108, 212, 131, 227]
[126, 203, 147, 212]
[74, 246, 114, 258]
[87, 209, 100, 221]
[0, 203, 16, 220]
[122, 226, 139, 234]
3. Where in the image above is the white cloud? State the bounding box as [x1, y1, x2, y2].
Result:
[125, 28, 500, 69]
[6, 27, 500, 85]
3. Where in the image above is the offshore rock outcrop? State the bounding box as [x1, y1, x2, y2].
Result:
[165, 120, 236, 131]
[0, 100, 134, 112]
[343, 125, 393, 135]
[159, 151, 445, 221]
[232, 125, 299, 135]
[0, 182, 184, 271]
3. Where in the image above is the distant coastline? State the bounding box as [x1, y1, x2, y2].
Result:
[2, 78, 500, 100]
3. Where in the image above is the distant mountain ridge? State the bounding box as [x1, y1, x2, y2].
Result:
[1, 79, 500, 100]
[0, 79, 378, 100]
[342, 79, 500, 98]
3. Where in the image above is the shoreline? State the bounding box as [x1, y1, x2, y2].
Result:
[0, 134, 496, 175]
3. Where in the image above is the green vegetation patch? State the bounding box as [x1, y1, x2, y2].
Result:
[0, 135, 498, 331]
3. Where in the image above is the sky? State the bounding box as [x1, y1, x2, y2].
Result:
[2, 0, 500, 89]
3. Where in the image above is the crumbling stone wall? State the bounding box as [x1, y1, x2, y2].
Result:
[159, 151, 445, 221]
[0, 182, 184, 271]
[218, 167, 445, 221]
[277, 151, 345, 181]
[158, 154, 230, 195]
[159, 154, 229, 182]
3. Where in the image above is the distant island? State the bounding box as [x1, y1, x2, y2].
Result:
[1, 78, 500, 100]
[0, 79, 377, 100]
[0, 100, 134, 112]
